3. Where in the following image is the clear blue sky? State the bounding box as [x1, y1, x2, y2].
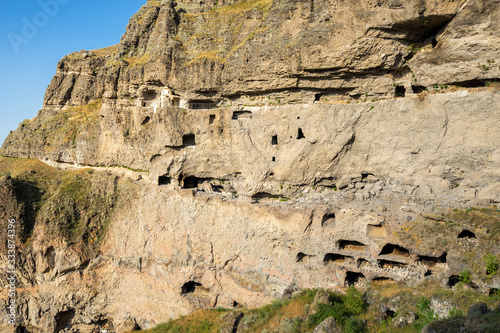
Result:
[0, 0, 146, 145]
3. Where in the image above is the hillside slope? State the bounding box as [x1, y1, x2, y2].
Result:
[0, 0, 500, 332]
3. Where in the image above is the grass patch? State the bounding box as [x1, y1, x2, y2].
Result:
[18, 99, 102, 152]
[91, 44, 118, 57]
[0, 156, 122, 254]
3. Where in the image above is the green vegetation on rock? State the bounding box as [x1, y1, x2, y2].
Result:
[0, 156, 129, 255]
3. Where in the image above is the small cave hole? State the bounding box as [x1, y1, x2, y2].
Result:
[339, 240, 366, 252]
[141, 116, 151, 125]
[458, 230, 476, 239]
[372, 276, 394, 282]
[182, 176, 199, 189]
[411, 85, 426, 94]
[324, 253, 352, 265]
[379, 244, 411, 257]
[489, 288, 499, 296]
[55, 309, 76, 332]
[232, 300, 240, 307]
[232, 111, 252, 120]
[181, 281, 202, 295]
[296, 252, 310, 262]
[158, 175, 171, 185]
[378, 259, 407, 269]
[384, 309, 396, 319]
[16, 327, 30, 333]
[345, 271, 366, 287]
[357, 258, 370, 268]
[314, 93, 322, 102]
[182, 134, 196, 147]
[431, 38, 438, 47]
[418, 253, 447, 267]
[272, 156, 276, 162]
[424, 269, 432, 277]
[271, 135, 278, 145]
[297, 128, 305, 140]
[209, 114, 215, 124]
[447, 275, 459, 288]
[321, 213, 335, 227]
[395, 86, 406, 97]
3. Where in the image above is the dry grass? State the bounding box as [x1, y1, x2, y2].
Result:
[28, 99, 103, 151]
[179, 0, 273, 67]
[0, 156, 57, 179]
[215, 0, 273, 15]
[91, 44, 119, 57]
[138, 309, 224, 333]
[185, 50, 224, 66]
[123, 53, 151, 67]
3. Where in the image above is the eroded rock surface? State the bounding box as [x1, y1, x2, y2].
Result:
[0, 0, 500, 332]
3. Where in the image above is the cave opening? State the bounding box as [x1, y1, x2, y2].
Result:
[321, 213, 335, 227]
[379, 244, 410, 257]
[411, 85, 426, 93]
[183, 176, 199, 189]
[324, 253, 352, 264]
[345, 271, 366, 286]
[395, 86, 406, 97]
[182, 134, 196, 147]
[339, 240, 366, 252]
[447, 275, 459, 288]
[158, 175, 171, 186]
[458, 229, 476, 239]
[181, 281, 202, 295]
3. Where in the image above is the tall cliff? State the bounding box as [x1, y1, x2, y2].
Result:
[1, 0, 500, 332]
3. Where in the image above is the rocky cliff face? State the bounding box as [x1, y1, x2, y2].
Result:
[1, 0, 500, 332]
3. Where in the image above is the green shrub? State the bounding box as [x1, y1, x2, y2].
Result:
[459, 270, 472, 284]
[344, 286, 367, 315]
[414, 297, 438, 330]
[484, 254, 499, 276]
[345, 317, 365, 333]
[448, 307, 463, 318]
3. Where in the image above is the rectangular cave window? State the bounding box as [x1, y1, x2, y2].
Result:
[297, 128, 305, 139]
[232, 111, 252, 120]
[182, 134, 196, 147]
[272, 156, 276, 162]
[209, 114, 215, 124]
[411, 85, 426, 94]
[183, 176, 199, 189]
[395, 86, 406, 97]
[158, 176, 171, 185]
[271, 135, 278, 145]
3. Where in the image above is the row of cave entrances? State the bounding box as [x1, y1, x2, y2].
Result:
[297, 242, 450, 286]
[159, 175, 226, 192]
